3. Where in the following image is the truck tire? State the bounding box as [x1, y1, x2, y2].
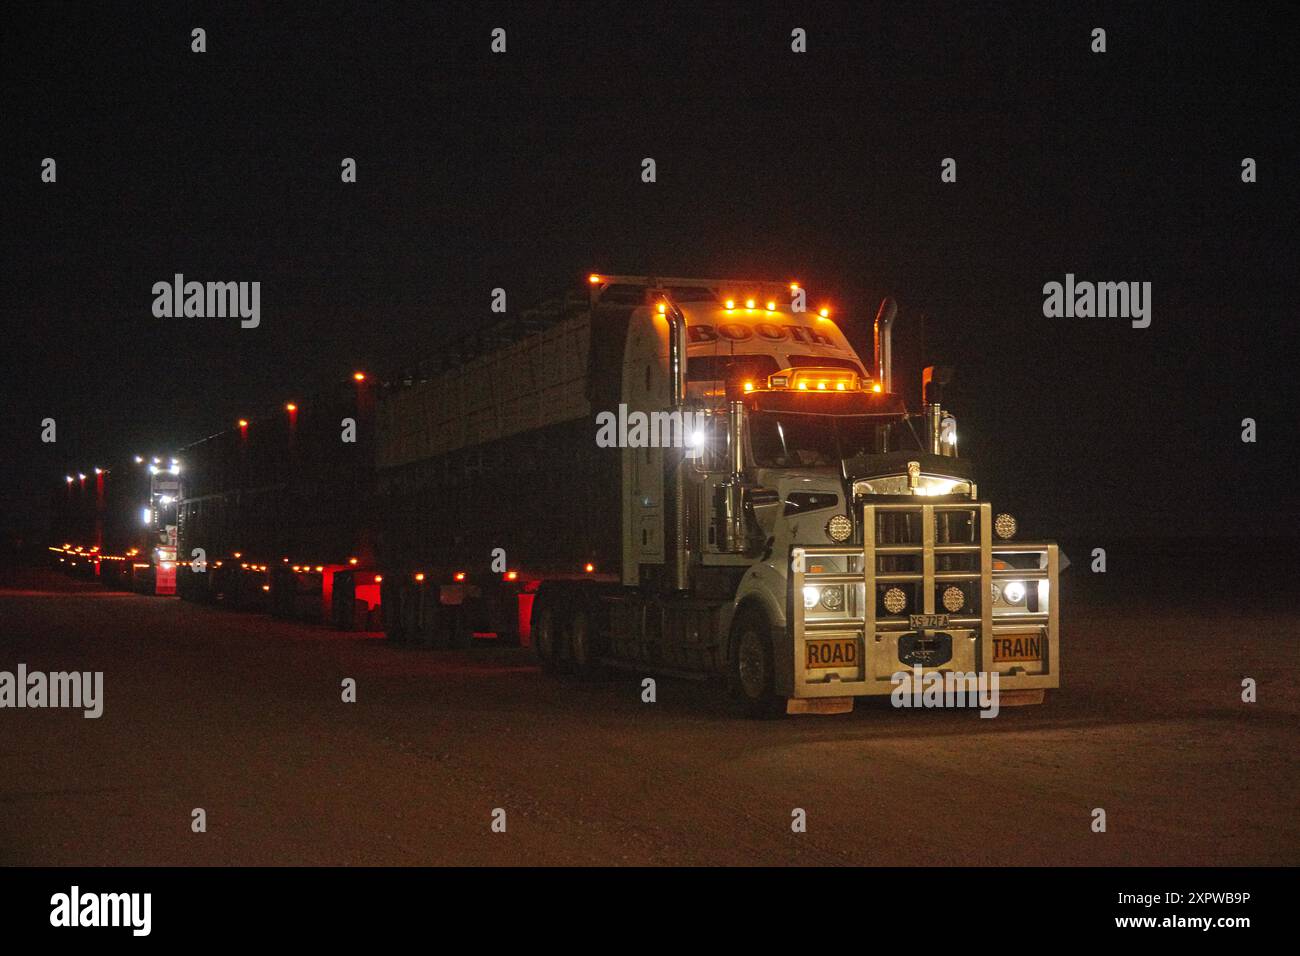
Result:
[728, 607, 784, 719]
[533, 597, 562, 674]
[568, 605, 606, 680]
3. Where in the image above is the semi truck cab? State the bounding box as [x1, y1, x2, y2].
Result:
[588, 275, 1059, 715]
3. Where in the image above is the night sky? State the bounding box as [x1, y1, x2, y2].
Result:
[4, 2, 1296, 545]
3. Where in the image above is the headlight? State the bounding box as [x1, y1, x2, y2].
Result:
[803, 586, 820, 609]
[882, 586, 907, 614]
[820, 586, 844, 611]
[1002, 580, 1026, 604]
[825, 514, 853, 542]
[942, 585, 965, 612]
[994, 513, 1017, 539]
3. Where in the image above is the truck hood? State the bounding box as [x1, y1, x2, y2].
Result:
[843, 451, 975, 498]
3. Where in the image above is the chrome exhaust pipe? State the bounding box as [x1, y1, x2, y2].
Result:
[873, 297, 897, 393]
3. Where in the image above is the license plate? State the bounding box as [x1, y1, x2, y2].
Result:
[992, 633, 1043, 662]
[805, 638, 859, 669]
[909, 613, 949, 628]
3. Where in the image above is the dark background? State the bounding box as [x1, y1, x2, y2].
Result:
[3, 1, 1296, 547]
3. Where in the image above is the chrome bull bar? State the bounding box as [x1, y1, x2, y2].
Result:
[790, 502, 1060, 698]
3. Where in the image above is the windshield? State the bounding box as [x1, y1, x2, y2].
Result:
[749, 411, 924, 468]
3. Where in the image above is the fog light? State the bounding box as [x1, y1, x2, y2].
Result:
[820, 586, 844, 611]
[825, 514, 853, 542]
[803, 586, 820, 609]
[883, 586, 907, 614]
[942, 585, 965, 612]
[1003, 580, 1026, 604]
[994, 513, 1017, 539]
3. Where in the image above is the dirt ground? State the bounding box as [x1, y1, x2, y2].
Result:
[1, 557, 1296, 866]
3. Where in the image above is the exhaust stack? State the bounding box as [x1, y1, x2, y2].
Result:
[873, 297, 897, 393]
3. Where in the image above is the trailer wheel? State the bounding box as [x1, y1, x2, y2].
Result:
[568, 606, 606, 680]
[533, 598, 562, 674]
[728, 608, 783, 719]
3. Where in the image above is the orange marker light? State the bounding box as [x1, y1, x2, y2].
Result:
[349, 557, 358, 565]
[414, 572, 425, 582]
[238, 419, 249, 428]
[233, 552, 242, 558]
[262, 584, 270, 592]
[657, 302, 666, 314]
[798, 381, 808, 390]
[872, 383, 883, 393]
[584, 563, 595, 573]
[315, 565, 324, 573]
[588, 274, 602, 285]
[819, 308, 830, 318]
[286, 402, 297, 412]
[743, 381, 754, 392]
[353, 371, 366, 382]
[374, 575, 383, 583]
[454, 571, 466, 582]
[505, 571, 518, 581]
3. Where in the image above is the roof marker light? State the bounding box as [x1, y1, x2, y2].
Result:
[766, 301, 776, 311]
[745, 298, 756, 309]
[724, 299, 734, 310]
[819, 307, 830, 318]
[743, 381, 754, 392]
[872, 382, 883, 393]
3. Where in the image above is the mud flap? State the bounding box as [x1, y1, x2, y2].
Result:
[786, 696, 854, 716]
[997, 689, 1046, 706]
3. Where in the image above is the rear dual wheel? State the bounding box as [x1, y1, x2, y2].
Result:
[533, 595, 606, 679]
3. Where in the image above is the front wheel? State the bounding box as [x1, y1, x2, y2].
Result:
[727, 608, 784, 718]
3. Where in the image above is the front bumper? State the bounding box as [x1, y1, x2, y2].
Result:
[789, 501, 1060, 699]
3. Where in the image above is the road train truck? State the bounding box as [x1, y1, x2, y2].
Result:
[378, 275, 1060, 715]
